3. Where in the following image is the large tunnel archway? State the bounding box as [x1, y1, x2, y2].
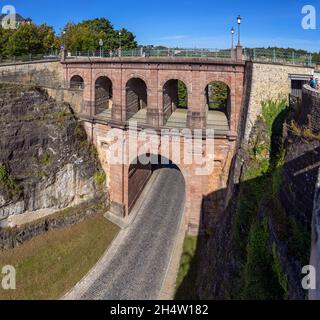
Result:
[128, 154, 186, 215]
[95, 76, 113, 114]
[126, 78, 148, 121]
[92, 153, 187, 299]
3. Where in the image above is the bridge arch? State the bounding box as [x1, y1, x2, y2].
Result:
[126, 77, 148, 121]
[95, 76, 113, 114]
[162, 79, 188, 124]
[204, 80, 231, 131]
[127, 154, 186, 215]
[70, 75, 84, 89]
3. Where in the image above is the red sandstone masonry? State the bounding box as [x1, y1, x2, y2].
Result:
[63, 58, 245, 132]
[83, 121, 236, 234]
[67, 58, 244, 234]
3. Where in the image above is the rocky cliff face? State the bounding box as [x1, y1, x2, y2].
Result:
[310, 170, 320, 300]
[185, 98, 319, 300]
[0, 84, 105, 226]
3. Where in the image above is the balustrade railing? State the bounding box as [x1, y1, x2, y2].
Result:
[66, 47, 315, 66]
[0, 48, 314, 67]
[243, 48, 314, 66]
[67, 48, 232, 60]
[0, 52, 59, 64]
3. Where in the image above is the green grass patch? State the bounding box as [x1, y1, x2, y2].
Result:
[175, 235, 198, 300]
[0, 213, 119, 300]
[242, 218, 285, 300]
[272, 242, 288, 298]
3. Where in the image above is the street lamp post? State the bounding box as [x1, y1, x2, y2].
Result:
[231, 27, 235, 49]
[237, 15, 242, 46]
[236, 15, 243, 62]
[62, 30, 66, 49]
[60, 30, 67, 62]
[99, 39, 104, 57]
[119, 32, 122, 57]
[231, 27, 235, 61]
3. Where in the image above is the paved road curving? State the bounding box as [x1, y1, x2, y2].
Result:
[68, 165, 185, 300]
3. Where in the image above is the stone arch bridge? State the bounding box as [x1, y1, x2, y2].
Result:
[62, 55, 245, 233]
[0, 50, 313, 234]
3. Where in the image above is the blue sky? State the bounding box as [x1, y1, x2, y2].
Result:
[4, 0, 320, 51]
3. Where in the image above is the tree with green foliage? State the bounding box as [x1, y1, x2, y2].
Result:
[178, 81, 188, 108]
[207, 82, 228, 110]
[62, 18, 137, 52]
[0, 23, 58, 57]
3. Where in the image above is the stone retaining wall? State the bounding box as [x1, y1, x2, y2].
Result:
[244, 62, 313, 140]
[300, 85, 320, 133]
[0, 60, 85, 113]
[310, 169, 320, 300]
[46, 87, 84, 114]
[0, 196, 108, 250]
[0, 60, 64, 86]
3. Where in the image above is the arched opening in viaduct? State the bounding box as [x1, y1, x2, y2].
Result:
[126, 78, 148, 121]
[127, 154, 185, 216]
[70, 75, 84, 89]
[163, 79, 188, 125]
[95, 76, 113, 114]
[205, 81, 230, 132]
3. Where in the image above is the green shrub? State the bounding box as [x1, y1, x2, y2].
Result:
[38, 153, 51, 166]
[233, 98, 290, 299]
[242, 218, 285, 300]
[0, 162, 21, 194]
[94, 171, 106, 188]
[0, 163, 8, 182]
[288, 119, 320, 142]
[287, 217, 310, 263]
[288, 120, 302, 137]
[272, 242, 288, 298]
[55, 110, 72, 125]
[75, 122, 87, 141]
[261, 99, 287, 136]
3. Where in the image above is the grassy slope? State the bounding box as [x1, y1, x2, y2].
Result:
[175, 236, 198, 300]
[0, 214, 119, 300]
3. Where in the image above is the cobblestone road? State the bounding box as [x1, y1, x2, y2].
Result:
[67, 166, 185, 300]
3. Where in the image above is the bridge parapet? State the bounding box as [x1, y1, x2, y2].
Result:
[62, 55, 245, 136]
[64, 47, 243, 63]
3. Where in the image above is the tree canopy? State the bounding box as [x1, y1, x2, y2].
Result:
[0, 17, 138, 57]
[207, 82, 228, 110]
[62, 18, 137, 52]
[0, 23, 58, 57]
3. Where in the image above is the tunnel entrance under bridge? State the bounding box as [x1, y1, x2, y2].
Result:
[128, 154, 185, 215]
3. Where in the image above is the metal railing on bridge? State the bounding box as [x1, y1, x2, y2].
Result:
[0, 52, 60, 65]
[67, 48, 232, 60]
[0, 48, 314, 67]
[243, 48, 314, 67]
[66, 47, 315, 67]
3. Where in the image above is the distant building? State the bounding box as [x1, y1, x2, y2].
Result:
[0, 13, 32, 28]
